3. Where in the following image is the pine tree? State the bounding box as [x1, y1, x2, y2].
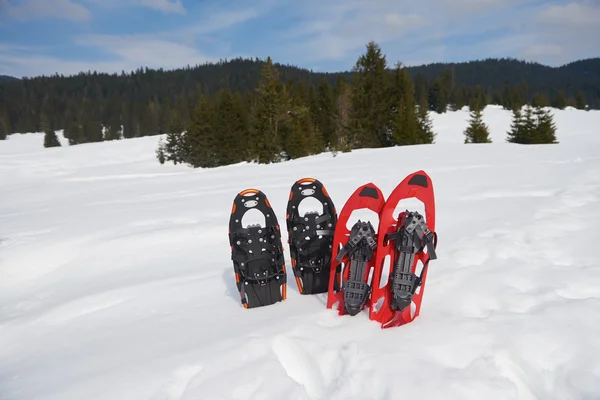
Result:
[506, 105, 557, 144]
[39, 112, 51, 133]
[139, 101, 160, 136]
[164, 131, 183, 164]
[502, 80, 514, 110]
[428, 78, 447, 113]
[491, 91, 502, 106]
[506, 107, 525, 143]
[349, 41, 392, 148]
[79, 99, 103, 143]
[464, 99, 491, 144]
[104, 112, 123, 140]
[522, 105, 537, 143]
[281, 103, 311, 159]
[122, 103, 134, 139]
[333, 76, 352, 152]
[214, 89, 248, 165]
[390, 63, 419, 146]
[576, 91, 587, 110]
[553, 90, 567, 109]
[468, 86, 486, 113]
[316, 78, 336, 149]
[533, 106, 558, 144]
[532, 92, 550, 108]
[163, 108, 186, 164]
[416, 96, 435, 144]
[156, 137, 166, 164]
[449, 86, 467, 111]
[248, 57, 289, 163]
[43, 129, 61, 148]
[185, 94, 218, 168]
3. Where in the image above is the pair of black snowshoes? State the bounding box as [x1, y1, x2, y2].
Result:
[228, 179, 337, 309]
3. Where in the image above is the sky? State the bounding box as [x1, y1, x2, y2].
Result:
[0, 0, 599, 78]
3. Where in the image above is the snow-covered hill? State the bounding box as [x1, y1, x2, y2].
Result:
[1, 105, 599, 400]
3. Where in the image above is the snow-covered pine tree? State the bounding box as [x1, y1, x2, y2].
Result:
[506, 107, 525, 143]
[416, 96, 435, 144]
[43, 129, 61, 148]
[464, 101, 491, 143]
[533, 106, 558, 144]
[156, 137, 166, 164]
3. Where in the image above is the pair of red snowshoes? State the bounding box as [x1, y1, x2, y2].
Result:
[326, 170, 438, 329]
[228, 179, 337, 309]
[228, 171, 438, 329]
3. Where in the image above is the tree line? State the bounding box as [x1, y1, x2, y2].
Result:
[155, 43, 436, 167]
[153, 42, 560, 168]
[1, 45, 597, 143]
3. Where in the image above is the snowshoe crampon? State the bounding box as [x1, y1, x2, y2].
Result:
[286, 178, 337, 295]
[326, 183, 385, 316]
[228, 189, 287, 308]
[370, 171, 438, 328]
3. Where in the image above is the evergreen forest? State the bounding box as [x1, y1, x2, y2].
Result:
[1, 41, 595, 167]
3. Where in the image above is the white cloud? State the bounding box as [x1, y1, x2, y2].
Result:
[85, 0, 185, 14]
[518, 1, 600, 65]
[77, 34, 216, 70]
[135, 0, 184, 14]
[538, 1, 600, 27]
[1, 0, 598, 77]
[0, 1, 264, 77]
[274, 1, 430, 64]
[271, 0, 600, 69]
[0, 0, 91, 22]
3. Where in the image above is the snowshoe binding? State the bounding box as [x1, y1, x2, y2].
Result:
[326, 182, 385, 316]
[370, 171, 438, 328]
[286, 178, 337, 295]
[228, 189, 287, 309]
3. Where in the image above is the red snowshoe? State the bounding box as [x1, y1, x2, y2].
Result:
[369, 171, 438, 328]
[326, 183, 385, 316]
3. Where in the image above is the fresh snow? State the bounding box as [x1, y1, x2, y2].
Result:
[1, 105, 600, 400]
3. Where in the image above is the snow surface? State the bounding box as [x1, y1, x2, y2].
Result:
[1, 105, 600, 400]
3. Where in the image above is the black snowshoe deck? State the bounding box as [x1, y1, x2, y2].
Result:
[286, 178, 337, 295]
[228, 189, 287, 308]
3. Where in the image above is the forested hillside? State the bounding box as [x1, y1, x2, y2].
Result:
[0, 41, 596, 162]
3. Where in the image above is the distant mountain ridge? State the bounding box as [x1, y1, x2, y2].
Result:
[0, 55, 598, 136]
[0, 75, 17, 83]
[4, 56, 597, 101]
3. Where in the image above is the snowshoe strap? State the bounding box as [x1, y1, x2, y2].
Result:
[230, 226, 284, 276]
[290, 212, 334, 247]
[288, 211, 335, 294]
[231, 225, 287, 308]
[335, 221, 377, 263]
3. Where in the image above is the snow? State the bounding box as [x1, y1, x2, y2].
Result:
[1, 105, 599, 400]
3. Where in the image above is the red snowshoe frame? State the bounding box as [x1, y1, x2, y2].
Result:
[326, 182, 385, 315]
[369, 170, 437, 328]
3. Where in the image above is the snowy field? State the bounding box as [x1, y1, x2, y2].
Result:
[1, 105, 600, 400]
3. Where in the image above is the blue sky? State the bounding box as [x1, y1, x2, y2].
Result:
[1, 0, 598, 77]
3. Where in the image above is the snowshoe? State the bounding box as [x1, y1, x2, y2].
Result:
[228, 189, 287, 308]
[326, 183, 385, 316]
[370, 171, 438, 328]
[286, 178, 337, 295]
